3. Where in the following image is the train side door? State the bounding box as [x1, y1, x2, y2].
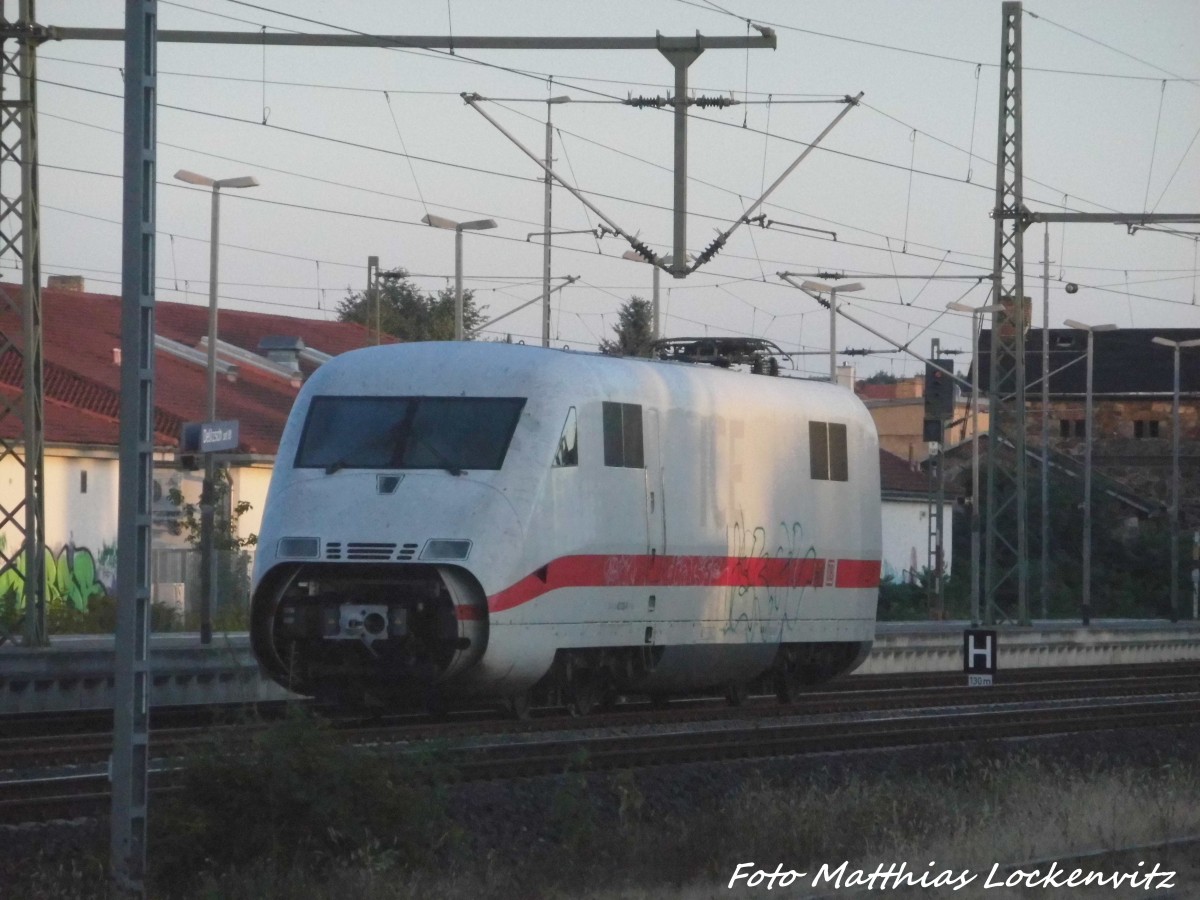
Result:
[644, 408, 665, 558]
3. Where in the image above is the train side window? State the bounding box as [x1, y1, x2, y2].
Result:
[553, 407, 579, 467]
[602, 401, 644, 468]
[809, 420, 848, 482]
[623, 404, 644, 468]
[828, 422, 848, 481]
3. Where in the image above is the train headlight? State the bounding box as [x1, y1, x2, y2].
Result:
[420, 539, 472, 561]
[277, 536, 320, 559]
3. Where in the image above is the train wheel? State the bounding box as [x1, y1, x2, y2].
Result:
[725, 682, 748, 706]
[506, 691, 533, 721]
[565, 669, 602, 717]
[774, 649, 804, 704]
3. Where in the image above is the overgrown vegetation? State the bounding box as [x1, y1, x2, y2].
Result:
[167, 464, 257, 632]
[893, 471, 1188, 622]
[12, 713, 1199, 898]
[150, 707, 460, 890]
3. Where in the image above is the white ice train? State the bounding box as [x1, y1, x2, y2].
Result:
[250, 340, 882, 713]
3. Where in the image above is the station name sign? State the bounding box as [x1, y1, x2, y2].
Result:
[181, 419, 240, 453]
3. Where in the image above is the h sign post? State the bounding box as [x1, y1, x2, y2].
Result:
[963, 629, 997, 687]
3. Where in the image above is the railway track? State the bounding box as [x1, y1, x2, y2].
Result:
[3, 663, 1199, 824]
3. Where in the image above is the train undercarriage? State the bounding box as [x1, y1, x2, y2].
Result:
[253, 564, 870, 714]
[250, 563, 486, 706]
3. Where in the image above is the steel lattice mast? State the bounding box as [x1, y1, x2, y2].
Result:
[985, 1, 1030, 625]
[0, 0, 45, 645]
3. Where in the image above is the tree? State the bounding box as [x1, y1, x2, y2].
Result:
[599, 295, 654, 357]
[863, 370, 899, 385]
[337, 269, 486, 341]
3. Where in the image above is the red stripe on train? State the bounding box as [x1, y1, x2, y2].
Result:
[487, 554, 880, 614]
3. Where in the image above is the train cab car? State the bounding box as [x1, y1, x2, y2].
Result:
[250, 341, 882, 712]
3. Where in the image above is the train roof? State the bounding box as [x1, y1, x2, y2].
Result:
[301, 341, 873, 427]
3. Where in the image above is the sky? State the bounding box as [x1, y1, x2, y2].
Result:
[25, 0, 1200, 379]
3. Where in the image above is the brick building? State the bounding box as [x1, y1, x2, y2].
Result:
[979, 327, 1200, 524]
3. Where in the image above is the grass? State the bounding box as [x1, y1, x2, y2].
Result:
[7, 715, 1199, 899]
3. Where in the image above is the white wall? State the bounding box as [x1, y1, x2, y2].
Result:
[230, 464, 272, 541]
[0, 446, 268, 558]
[881, 497, 954, 583]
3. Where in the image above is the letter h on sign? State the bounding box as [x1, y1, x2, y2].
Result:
[963, 629, 997, 687]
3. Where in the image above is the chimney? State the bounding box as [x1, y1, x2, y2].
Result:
[257, 335, 305, 375]
[48, 275, 85, 293]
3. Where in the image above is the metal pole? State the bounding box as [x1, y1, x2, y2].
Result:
[454, 226, 464, 341]
[112, 0, 156, 891]
[1193, 530, 1199, 620]
[1041, 225, 1050, 620]
[652, 265, 661, 341]
[368, 255, 379, 345]
[198, 184, 220, 646]
[829, 287, 838, 382]
[661, 49, 701, 277]
[17, 0, 46, 646]
[1082, 329, 1093, 625]
[970, 310, 982, 625]
[542, 107, 552, 347]
[1170, 345, 1180, 622]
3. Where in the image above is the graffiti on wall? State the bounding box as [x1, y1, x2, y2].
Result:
[0, 535, 114, 612]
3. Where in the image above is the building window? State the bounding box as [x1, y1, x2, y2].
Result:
[809, 421, 848, 482]
[80, 470, 88, 494]
[1134, 420, 1160, 439]
[553, 407, 578, 467]
[602, 401, 644, 468]
[1060, 418, 1085, 438]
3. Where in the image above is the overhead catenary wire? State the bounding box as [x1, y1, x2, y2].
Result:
[43, 68, 1187, 276]
[675, 0, 1200, 83]
[32, 5, 1199, 351]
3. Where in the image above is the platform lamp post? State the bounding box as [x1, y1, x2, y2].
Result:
[174, 169, 259, 645]
[1065, 319, 1118, 626]
[800, 280, 863, 383]
[1151, 336, 1200, 622]
[541, 96, 571, 347]
[421, 214, 498, 340]
[948, 300, 1002, 626]
[621, 250, 691, 341]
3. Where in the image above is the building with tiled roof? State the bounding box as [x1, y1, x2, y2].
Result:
[0, 280, 380, 566]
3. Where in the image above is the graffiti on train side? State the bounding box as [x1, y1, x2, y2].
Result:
[722, 514, 818, 640]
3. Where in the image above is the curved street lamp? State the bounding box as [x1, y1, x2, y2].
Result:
[422, 214, 498, 340]
[801, 280, 863, 383]
[1065, 318, 1118, 625]
[1151, 335, 1200, 621]
[173, 169, 258, 645]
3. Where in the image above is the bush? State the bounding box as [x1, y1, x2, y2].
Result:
[150, 707, 460, 893]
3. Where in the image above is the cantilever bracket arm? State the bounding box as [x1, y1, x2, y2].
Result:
[462, 93, 666, 272]
[688, 92, 863, 275]
[778, 272, 971, 391]
[470, 275, 580, 335]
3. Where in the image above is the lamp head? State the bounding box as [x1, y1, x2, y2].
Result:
[174, 169, 214, 187]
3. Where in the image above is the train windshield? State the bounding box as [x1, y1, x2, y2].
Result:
[296, 396, 526, 474]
